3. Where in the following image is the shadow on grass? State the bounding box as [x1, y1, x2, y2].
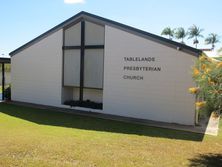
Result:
[0, 103, 204, 141]
[189, 153, 222, 167]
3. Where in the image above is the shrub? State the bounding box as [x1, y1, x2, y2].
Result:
[4, 86, 11, 100]
[189, 54, 222, 116]
[64, 100, 103, 110]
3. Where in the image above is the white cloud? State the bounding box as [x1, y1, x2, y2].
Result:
[64, 0, 85, 4]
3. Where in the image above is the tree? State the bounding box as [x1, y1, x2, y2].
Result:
[205, 33, 220, 50]
[218, 47, 222, 53]
[218, 47, 222, 57]
[189, 54, 222, 123]
[161, 27, 174, 40]
[188, 25, 204, 48]
[174, 27, 187, 44]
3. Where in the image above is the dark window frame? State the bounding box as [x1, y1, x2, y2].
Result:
[63, 20, 105, 102]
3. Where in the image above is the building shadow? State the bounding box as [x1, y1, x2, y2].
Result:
[189, 153, 222, 167]
[0, 103, 204, 141]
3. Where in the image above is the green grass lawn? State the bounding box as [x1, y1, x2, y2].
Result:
[0, 103, 221, 167]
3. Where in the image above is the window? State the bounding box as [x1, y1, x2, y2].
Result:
[84, 49, 104, 88]
[63, 50, 80, 86]
[63, 20, 104, 104]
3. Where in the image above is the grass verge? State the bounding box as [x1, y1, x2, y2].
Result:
[0, 103, 221, 166]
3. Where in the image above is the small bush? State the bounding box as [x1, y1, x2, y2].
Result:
[189, 54, 222, 116]
[4, 86, 11, 100]
[64, 100, 103, 110]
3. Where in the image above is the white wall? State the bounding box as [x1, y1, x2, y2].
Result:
[11, 30, 63, 106]
[11, 23, 196, 125]
[103, 26, 196, 125]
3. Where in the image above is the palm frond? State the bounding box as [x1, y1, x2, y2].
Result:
[161, 27, 174, 39]
[205, 33, 220, 46]
[174, 27, 186, 39]
[188, 25, 204, 39]
[205, 37, 212, 44]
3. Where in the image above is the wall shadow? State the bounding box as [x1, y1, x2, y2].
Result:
[0, 103, 204, 141]
[189, 153, 222, 167]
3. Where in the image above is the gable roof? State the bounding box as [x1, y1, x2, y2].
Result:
[9, 11, 202, 57]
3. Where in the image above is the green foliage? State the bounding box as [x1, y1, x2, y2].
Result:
[205, 33, 220, 49]
[191, 55, 222, 114]
[188, 25, 204, 48]
[161, 27, 174, 39]
[174, 27, 187, 43]
[218, 47, 222, 53]
[202, 101, 215, 116]
[160, 25, 222, 50]
[188, 25, 204, 39]
[0, 64, 11, 72]
[214, 57, 222, 61]
[4, 86, 11, 100]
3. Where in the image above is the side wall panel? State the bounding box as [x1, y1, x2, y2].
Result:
[103, 26, 196, 125]
[11, 30, 63, 106]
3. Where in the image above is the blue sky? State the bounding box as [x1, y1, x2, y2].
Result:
[0, 0, 221, 56]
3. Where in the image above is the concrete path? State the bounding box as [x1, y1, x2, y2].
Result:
[204, 113, 220, 136]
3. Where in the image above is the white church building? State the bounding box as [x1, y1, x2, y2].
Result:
[10, 11, 202, 125]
